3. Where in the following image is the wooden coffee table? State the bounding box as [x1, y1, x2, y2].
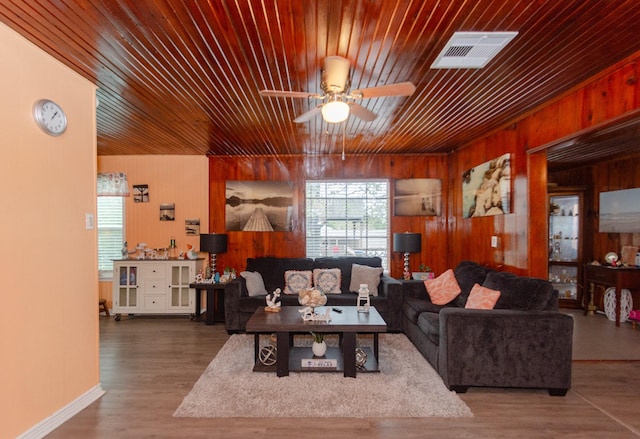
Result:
[245, 306, 387, 377]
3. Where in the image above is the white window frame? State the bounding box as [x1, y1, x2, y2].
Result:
[305, 179, 390, 270]
[97, 196, 125, 280]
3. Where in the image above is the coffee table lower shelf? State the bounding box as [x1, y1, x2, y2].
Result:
[253, 345, 379, 374]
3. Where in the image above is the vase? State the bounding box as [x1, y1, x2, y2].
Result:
[312, 341, 327, 357]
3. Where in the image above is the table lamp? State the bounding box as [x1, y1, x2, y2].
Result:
[393, 232, 421, 280]
[200, 233, 228, 278]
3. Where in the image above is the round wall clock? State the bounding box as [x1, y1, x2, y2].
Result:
[33, 99, 67, 136]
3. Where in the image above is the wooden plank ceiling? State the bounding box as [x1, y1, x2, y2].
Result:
[2, 0, 640, 165]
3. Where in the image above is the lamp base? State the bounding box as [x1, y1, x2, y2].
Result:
[209, 253, 217, 279]
[403, 252, 412, 280]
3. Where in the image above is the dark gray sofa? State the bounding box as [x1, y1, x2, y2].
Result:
[402, 260, 573, 396]
[224, 256, 403, 333]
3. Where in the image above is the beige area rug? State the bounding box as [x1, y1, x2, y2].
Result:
[174, 333, 472, 418]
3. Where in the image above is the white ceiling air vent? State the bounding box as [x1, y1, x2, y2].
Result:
[431, 31, 518, 69]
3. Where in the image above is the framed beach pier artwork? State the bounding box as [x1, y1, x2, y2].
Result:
[394, 178, 442, 216]
[225, 181, 294, 231]
[462, 153, 511, 218]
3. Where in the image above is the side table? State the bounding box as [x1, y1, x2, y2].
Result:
[190, 283, 226, 325]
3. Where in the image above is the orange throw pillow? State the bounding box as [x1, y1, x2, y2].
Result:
[424, 269, 461, 305]
[465, 283, 501, 309]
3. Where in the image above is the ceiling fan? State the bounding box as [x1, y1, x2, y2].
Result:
[259, 56, 416, 124]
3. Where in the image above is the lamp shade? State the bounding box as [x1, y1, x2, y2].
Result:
[393, 232, 421, 253]
[200, 233, 228, 254]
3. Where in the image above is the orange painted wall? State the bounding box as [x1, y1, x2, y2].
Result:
[0, 23, 99, 438]
[97, 155, 209, 307]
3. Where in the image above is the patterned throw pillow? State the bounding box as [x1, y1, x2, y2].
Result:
[465, 283, 501, 309]
[313, 268, 342, 295]
[283, 270, 313, 295]
[424, 269, 461, 305]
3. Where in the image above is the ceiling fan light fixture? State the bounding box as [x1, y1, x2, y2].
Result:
[322, 101, 349, 123]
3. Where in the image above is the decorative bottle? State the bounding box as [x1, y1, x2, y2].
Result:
[169, 236, 177, 258]
[357, 284, 370, 313]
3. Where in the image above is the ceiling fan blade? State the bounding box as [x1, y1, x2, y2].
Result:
[351, 81, 416, 99]
[293, 105, 323, 123]
[259, 90, 321, 99]
[348, 103, 377, 122]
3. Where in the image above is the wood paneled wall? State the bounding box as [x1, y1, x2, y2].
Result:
[207, 154, 449, 278]
[449, 55, 640, 278]
[207, 55, 640, 281]
[448, 126, 533, 275]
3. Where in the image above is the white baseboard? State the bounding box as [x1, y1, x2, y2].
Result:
[17, 384, 105, 439]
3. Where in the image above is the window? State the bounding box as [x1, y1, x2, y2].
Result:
[306, 180, 390, 270]
[97, 196, 125, 280]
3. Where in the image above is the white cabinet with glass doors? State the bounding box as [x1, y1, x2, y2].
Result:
[113, 259, 203, 320]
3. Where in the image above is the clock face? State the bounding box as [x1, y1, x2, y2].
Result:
[34, 99, 67, 136]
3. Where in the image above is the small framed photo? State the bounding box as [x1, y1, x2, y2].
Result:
[160, 203, 175, 221]
[186, 218, 200, 235]
[133, 184, 149, 203]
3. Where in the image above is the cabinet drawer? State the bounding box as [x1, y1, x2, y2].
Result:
[143, 295, 166, 309]
[142, 279, 165, 293]
[585, 267, 617, 284]
[140, 264, 166, 279]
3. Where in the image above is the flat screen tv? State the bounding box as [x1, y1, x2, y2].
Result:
[599, 187, 640, 233]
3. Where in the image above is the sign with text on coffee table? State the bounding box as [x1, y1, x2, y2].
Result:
[245, 306, 387, 377]
[302, 358, 338, 368]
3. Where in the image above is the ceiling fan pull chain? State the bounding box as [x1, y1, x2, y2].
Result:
[342, 121, 346, 160]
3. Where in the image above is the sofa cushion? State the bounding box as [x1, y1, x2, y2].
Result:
[283, 270, 313, 295]
[349, 263, 383, 296]
[453, 260, 493, 307]
[240, 271, 268, 296]
[313, 268, 341, 294]
[417, 311, 440, 346]
[482, 271, 555, 311]
[465, 283, 501, 309]
[424, 269, 461, 305]
[313, 256, 382, 293]
[403, 297, 446, 324]
[246, 257, 314, 293]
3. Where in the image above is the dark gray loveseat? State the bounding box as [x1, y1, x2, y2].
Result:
[224, 256, 403, 333]
[402, 260, 573, 396]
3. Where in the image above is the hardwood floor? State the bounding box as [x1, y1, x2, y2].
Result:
[46, 310, 640, 438]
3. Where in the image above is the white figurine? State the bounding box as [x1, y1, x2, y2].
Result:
[299, 306, 331, 322]
[265, 288, 282, 312]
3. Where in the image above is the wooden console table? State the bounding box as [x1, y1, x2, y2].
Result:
[583, 265, 640, 326]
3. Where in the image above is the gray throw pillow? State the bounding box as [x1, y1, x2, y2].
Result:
[349, 264, 383, 296]
[240, 271, 268, 297]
